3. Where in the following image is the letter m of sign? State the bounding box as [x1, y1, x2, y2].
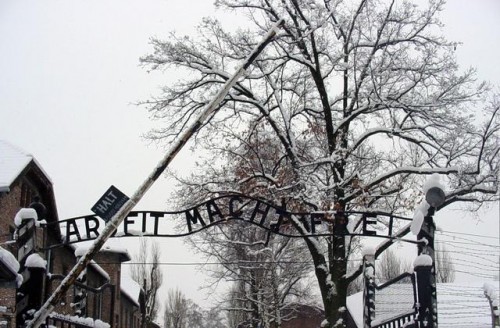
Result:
[185, 208, 206, 232]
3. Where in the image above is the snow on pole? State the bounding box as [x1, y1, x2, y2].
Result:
[26, 18, 285, 328]
[483, 283, 500, 328]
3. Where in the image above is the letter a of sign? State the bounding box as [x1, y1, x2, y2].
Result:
[91, 185, 129, 223]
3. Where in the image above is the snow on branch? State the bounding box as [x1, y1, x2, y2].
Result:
[344, 167, 458, 203]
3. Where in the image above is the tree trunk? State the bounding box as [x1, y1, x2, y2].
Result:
[141, 278, 147, 328]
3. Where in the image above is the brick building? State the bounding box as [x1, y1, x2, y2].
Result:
[0, 140, 144, 327]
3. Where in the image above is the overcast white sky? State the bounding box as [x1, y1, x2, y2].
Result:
[1, 0, 499, 315]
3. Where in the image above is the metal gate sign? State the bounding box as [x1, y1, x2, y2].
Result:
[91, 185, 129, 222]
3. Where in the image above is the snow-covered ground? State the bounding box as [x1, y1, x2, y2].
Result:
[347, 281, 500, 328]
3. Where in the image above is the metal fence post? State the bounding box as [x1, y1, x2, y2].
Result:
[416, 185, 445, 328]
[414, 255, 433, 328]
[483, 283, 500, 328]
[363, 251, 376, 327]
[417, 207, 438, 327]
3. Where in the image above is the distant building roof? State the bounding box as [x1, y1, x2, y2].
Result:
[0, 140, 33, 191]
[0, 246, 19, 282]
[120, 274, 141, 307]
[73, 240, 131, 262]
[347, 281, 500, 328]
[0, 140, 51, 192]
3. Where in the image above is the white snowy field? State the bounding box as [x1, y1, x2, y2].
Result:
[347, 281, 500, 328]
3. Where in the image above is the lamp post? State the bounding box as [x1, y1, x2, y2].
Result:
[416, 186, 445, 328]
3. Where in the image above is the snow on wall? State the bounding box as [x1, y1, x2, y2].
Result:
[48, 313, 110, 328]
[14, 208, 38, 227]
[25, 253, 47, 269]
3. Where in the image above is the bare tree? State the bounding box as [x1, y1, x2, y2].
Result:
[130, 238, 163, 327]
[163, 288, 188, 328]
[203, 307, 227, 328]
[185, 220, 314, 328]
[172, 127, 316, 328]
[226, 284, 248, 328]
[163, 288, 224, 328]
[141, 0, 499, 326]
[347, 260, 364, 296]
[376, 249, 411, 283]
[435, 242, 455, 283]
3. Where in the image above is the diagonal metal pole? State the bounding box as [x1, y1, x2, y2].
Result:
[27, 18, 284, 328]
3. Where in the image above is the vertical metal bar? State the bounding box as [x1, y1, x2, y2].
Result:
[26, 18, 284, 328]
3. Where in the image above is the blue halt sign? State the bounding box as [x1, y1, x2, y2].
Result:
[91, 185, 129, 222]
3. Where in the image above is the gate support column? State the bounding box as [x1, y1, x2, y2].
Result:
[417, 210, 437, 327]
[414, 255, 433, 328]
[363, 248, 376, 328]
[417, 185, 444, 327]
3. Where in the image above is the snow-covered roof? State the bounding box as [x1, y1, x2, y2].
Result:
[0, 140, 51, 191]
[120, 273, 141, 306]
[49, 313, 110, 328]
[347, 281, 500, 328]
[89, 261, 110, 281]
[0, 246, 20, 277]
[0, 140, 33, 190]
[68, 243, 110, 280]
[73, 240, 131, 262]
[100, 244, 131, 261]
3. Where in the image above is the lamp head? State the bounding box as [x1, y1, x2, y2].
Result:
[425, 187, 445, 208]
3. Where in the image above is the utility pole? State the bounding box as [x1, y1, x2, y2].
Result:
[26, 18, 284, 328]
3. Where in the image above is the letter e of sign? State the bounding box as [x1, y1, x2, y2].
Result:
[362, 214, 377, 236]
